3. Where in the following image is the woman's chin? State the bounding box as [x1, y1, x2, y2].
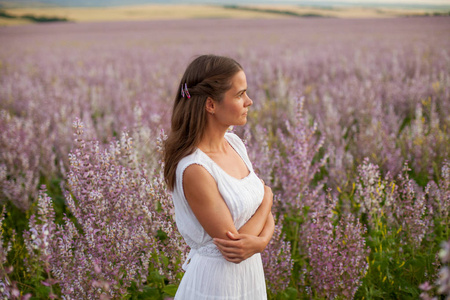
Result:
[229, 116, 248, 127]
[237, 119, 247, 126]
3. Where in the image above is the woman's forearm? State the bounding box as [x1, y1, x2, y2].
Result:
[213, 184, 274, 262]
[256, 212, 275, 252]
[238, 209, 269, 236]
[238, 190, 272, 236]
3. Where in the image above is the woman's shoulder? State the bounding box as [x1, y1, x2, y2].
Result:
[225, 131, 245, 147]
[174, 150, 216, 192]
[177, 150, 202, 171]
[225, 131, 248, 154]
[177, 150, 214, 177]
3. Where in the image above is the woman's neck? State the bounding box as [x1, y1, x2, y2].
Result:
[197, 123, 229, 154]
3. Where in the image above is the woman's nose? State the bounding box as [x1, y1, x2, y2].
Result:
[245, 95, 253, 107]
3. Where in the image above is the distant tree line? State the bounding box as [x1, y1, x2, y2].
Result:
[222, 5, 450, 18]
[222, 5, 326, 18]
[0, 9, 69, 22]
[427, 11, 450, 16]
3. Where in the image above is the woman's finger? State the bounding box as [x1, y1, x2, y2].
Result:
[218, 246, 252, 262]
[213, 238, 232, 246]
[224, 253, 247, 259]
[214, 241, 241, 250]
[224, 253, 251, 263]
[218, 247, 250, 259]
[213, 238, 242, 248]
[217, 248, 243, 260]
[223, 256, 245, 264]
[215, 243, 243, 255]
[225, 257, 243, 263]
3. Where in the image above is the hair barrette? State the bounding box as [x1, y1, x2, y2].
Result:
[181, 83, 191, 99]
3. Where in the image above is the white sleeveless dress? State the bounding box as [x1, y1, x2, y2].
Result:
[172, 132, 267, 299]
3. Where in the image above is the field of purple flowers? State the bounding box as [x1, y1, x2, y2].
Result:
[0, 16, 449, 299]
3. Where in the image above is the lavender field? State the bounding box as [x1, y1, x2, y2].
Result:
[1, 16, 449, 299]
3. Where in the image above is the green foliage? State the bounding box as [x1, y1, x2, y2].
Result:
[24, 14, 68, 22]
[0, 9, 15, 19]
[0, 9, 69, 22]
[3, 160, 447, 299]
[354, 210, 445, 299]
[271, 287, 299, 300]
[127, 280, 162, 300]
[3, 203, 32, 281]
[223, 5, 327, 17]
[126, 270, 180, 300]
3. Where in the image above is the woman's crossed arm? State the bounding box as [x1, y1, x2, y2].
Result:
[183, 164, 274, 264]
[214, 184, 275, 264]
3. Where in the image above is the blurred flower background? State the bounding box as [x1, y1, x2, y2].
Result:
[0, 0, 449, 299]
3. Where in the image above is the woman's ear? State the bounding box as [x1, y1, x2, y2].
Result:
[205, 97, 216, 114]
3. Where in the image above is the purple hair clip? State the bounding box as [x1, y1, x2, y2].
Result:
[181, 83, 191, 99]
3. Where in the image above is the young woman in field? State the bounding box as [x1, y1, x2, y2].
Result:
[164, 54, 275, 299]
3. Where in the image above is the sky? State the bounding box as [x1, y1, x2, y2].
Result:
[272, 0, 450, 3]
[4, 0, 450, 7]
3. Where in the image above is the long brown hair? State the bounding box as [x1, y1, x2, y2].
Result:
[163, 55, 243, 190]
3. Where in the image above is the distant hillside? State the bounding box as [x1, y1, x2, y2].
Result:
[1, 0, 450, 10]
[1, 0, 449, 26]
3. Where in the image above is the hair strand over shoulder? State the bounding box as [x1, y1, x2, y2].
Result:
[163, 55, 242, 190]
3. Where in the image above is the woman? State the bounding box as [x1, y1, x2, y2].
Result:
[164, 54, 275, 299]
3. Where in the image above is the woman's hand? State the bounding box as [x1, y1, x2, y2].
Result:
[261, 179, 273, 209]
[213, 179, 275, 264]
[213, 231, 266, 264]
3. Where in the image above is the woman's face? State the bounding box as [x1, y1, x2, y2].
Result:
[213, 70, 253, 126]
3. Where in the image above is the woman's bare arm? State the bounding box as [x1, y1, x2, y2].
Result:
[183, 164, 240, 240]
[237, 184, 273, 236]
[213, 184, 275, 264]
[183, 164, 275, 263]
[213, 213, 275, 263]
[257, 212, 275, 249]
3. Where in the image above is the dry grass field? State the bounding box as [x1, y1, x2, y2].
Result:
[246, 4, 434, 18]
[0, 4, 442, 26]
[0, 5, 286, 23]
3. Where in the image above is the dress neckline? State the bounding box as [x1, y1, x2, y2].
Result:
[196, 134, 252, 182]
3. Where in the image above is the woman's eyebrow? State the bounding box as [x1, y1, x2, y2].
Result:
[235, 88, 247, 96]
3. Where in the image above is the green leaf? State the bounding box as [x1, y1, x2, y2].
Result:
[139, 286, 162, 299]
[162, 284, 178, 296]
[283, 287, 298, 300]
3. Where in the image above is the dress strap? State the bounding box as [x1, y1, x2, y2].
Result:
[176, 151, 217, 192]
[225, 132, 253, 172]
